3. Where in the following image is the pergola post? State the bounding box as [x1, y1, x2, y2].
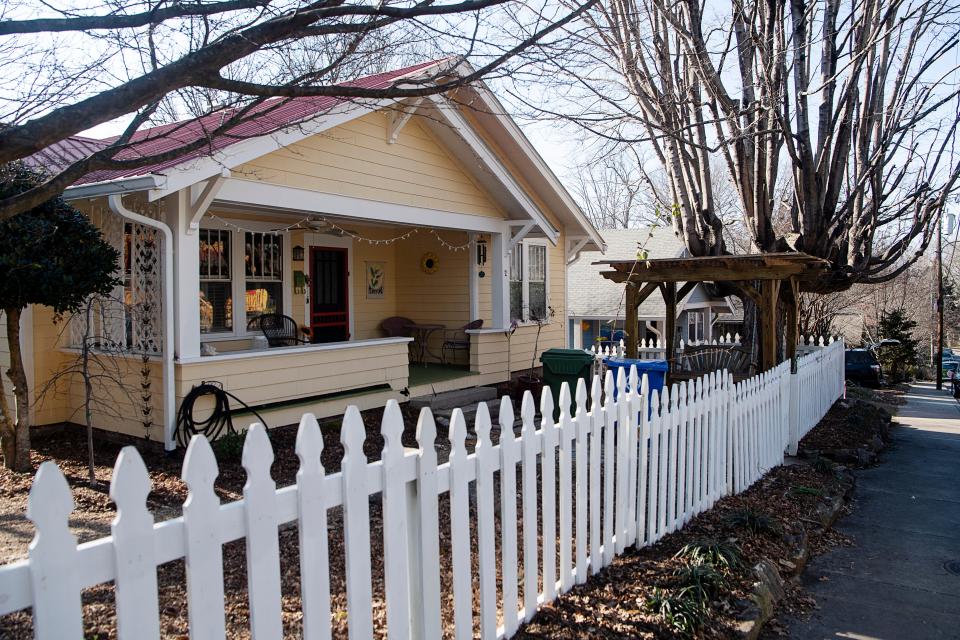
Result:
[625, 283, 639, 359]
[785, 278, 799, 373]
[759, 279, 781, 372]
[663, 282, 677, 367]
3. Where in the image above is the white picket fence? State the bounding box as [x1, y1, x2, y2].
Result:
[791, 338, 846, 450]
[590, 333, 743, 360]
[0, 340, 845, 640]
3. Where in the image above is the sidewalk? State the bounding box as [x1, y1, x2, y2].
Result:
[779, 382, 960, 639]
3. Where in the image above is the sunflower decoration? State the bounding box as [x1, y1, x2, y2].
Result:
[421, 252, 439, 274]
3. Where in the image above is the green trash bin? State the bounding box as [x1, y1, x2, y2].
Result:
[540, 348, 596, 420]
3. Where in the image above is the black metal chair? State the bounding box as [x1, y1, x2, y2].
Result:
[251, 313, 310, 348]
[442, 319, 483, 364]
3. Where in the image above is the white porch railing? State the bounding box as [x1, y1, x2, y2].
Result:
[0, 339, 845, 640]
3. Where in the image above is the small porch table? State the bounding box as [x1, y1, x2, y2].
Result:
[405, 322, 445, 366]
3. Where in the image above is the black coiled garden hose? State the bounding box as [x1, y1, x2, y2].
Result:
[175, 381, 269, 448]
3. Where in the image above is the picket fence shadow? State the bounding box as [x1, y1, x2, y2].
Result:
[0, 340, 844, 640]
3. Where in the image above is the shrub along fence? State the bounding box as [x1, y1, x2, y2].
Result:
[0, 339, 844, 640]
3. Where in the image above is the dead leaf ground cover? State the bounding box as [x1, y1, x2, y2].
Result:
[0, 386, 885, 639]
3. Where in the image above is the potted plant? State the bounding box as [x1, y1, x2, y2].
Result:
[499, 319, 520, 398]
[516, 306, 555, 399]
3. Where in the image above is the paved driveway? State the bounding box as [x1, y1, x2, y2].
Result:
[779, 382, 960, 639]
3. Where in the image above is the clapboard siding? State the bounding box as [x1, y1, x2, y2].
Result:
[236, 111, 505, 218]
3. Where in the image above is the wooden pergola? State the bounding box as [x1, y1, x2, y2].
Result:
[597, 253, 830, 374]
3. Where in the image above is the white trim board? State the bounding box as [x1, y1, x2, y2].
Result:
[302, 232, 355, 340]
[423, 96, 559, 245]
[179, 336, 412, 364]
[215, 178, 509, 234]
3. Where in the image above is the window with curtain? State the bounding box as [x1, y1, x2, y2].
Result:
[245, 231, 283, 326]
[199, 228, 232, 334]
[509, 241, 549, 322]
[527, 244, 547, 321]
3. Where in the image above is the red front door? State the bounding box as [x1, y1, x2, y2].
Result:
[309, 246, 350, 343]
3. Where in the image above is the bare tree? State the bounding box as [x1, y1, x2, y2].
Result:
[570, 151, 651, 228]
[38, 297, 146, 484]
[525, 0, 960, 292]
[0, 0, 600, 219]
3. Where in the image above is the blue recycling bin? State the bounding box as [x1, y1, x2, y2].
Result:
[603, 358, 668, 403]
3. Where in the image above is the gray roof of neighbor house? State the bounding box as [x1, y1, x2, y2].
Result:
[568, 227, 687, 319]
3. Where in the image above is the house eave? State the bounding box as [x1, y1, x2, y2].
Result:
[62, 175, 165, 201]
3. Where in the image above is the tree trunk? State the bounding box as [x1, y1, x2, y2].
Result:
[2, 307, 31, 471]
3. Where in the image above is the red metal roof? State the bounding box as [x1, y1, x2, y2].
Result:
[24, 59, 452, 186]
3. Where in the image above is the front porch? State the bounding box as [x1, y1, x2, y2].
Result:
[175, 208, 533, 426]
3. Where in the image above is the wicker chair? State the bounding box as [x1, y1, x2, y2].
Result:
[252, 313, 310, 348]
[442, 319, 483, 364]
[380, 316, 415, 338]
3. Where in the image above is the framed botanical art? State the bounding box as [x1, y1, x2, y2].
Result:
[366, 261, 385, 299]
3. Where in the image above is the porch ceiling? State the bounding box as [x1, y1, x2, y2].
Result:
[209, 181, 508, 234]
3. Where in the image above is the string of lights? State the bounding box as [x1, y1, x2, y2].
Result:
[203, 213, 472, 251]
[429, 229, 471, 252]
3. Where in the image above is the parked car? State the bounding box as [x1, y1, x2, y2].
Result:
[845, 349, 884, 386]
[941, 359, 960, 381]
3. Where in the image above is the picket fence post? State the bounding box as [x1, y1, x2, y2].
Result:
[110, 447, 160, 640]
[540, 387, 558, 600]
[182, 435, 226, 640]
[241, 423, 283, 640]
[520, 391, 539, 621]
[574, 379, 589, 584]
[499, 396, 520, 635]
[27, 462, 83, 640]
[381, 401, 412, 640]
[448, 408, 472, 640]
[412, 408, 441, 640]
[341, 406, 374, 640]
[295, 414, 332, 640]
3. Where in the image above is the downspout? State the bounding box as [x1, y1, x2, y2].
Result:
[107, 194, 176, 451]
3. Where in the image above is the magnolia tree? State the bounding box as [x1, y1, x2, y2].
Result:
[0, 0, 598, 219]
[0, 164, 120, 471]
[528, 0, 960, 292]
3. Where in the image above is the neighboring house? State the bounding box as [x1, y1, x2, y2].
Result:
[713, 296, 745, 340]
[10, 57, 604, 451]
[567, 228, 734, 352]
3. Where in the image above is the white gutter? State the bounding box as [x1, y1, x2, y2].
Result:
[64, 175, 165, 201]
[107, 194, 176, 451]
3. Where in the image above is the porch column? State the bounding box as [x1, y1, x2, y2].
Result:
[468, 233, 479, 321]
[166, 191, 201, 359]
[491, 230, 510, 328]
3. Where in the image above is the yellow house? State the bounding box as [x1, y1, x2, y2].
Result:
[9, 58, 604, 451]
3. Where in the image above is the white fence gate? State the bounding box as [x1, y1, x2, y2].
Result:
[0, 340, 845, 640]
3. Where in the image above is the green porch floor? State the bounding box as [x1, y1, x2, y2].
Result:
[407, 363, 477, 387]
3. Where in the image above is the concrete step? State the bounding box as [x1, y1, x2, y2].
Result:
[408, 385, 498, 411]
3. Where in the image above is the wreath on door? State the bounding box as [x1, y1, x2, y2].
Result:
[421, 252, 439, 274]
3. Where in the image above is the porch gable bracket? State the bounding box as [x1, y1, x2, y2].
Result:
[508, 221, 535, 251]
[565, 236, 590, 265]
[426, 95, 560, 244]
[186, 170, 229, 234]
[386, 98, 423, 144]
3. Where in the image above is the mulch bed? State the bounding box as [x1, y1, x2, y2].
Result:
[798, 386, 897, 460]
[514, 463, 849, 639]
[516, 386, 898, 639]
